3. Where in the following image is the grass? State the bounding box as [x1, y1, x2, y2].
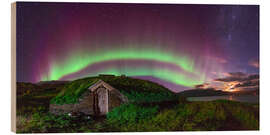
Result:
[16, 76, 259, 132]
[50, 76, 176, 105]
[17, 107, 95, 133]
[101, 99, 259, 132]
[17, 95, 259, 132]
[50, 78, 99, 104]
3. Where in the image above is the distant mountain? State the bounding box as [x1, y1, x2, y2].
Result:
[177, 89, 231, 97]
[233, 89, 259, 96]
[17, 82, 38, 96]
[36, 80, 70, 86]
[177, 88, 260, 97]
[17, 81, 69, 96]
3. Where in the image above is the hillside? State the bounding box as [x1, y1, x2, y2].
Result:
[16, 75, 259, 132]
[51, 75, 177, 105]
[177, 88, 259, 97]
[233, 89, 259, 96]
[17, 81, 69, 97]
[177, 89, 231, 97]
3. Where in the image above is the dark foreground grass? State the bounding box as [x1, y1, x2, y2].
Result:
[16, 77, 259, 132]
[104, 100, 259, 131]
[17, 96, 259, 133]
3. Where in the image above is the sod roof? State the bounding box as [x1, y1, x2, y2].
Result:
[50, 75, 177, 105]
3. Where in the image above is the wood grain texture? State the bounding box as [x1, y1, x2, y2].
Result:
[11, 2, 16, 133]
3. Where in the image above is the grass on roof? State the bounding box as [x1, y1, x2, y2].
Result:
[50, 75, 177, 105]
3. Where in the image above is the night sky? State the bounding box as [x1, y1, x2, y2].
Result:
[16, 2, 259, 92]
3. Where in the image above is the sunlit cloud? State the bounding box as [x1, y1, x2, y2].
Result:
[249, 59, 259, 68]
[195, 72, 259, 92]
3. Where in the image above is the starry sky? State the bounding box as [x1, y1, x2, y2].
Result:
[16, 2, 259, 92]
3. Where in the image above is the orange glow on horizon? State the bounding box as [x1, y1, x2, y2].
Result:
[224, 81, 241, 92]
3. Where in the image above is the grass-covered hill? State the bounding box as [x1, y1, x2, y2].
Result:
[51, 75, 177, 105]
[17, 82, 38, 96]
[17, 81, 68, 97]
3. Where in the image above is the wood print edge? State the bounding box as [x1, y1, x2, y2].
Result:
[11, 2, 16, 133]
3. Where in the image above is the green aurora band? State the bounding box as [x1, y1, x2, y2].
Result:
[77, 67, 205, 87]
[41, 48, 204, 87]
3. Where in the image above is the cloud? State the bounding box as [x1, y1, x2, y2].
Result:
[225, 72, 247, 77]
[213, 72, 259, 91]
[247, 74, 259, 80]
[214, 72, 259, 83]
[195, 83, 210, 89]
[235, 80, 259, 88]
[214, 72, 248, 82]
[194, 72, 259, 92]
[249, 59, 259, 68]
[207, 56, 227, 64]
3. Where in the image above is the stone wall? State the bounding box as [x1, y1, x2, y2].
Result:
[49, 91, 94, 115]
[49, 89, 128, 115]
[108, 90, 123, 112]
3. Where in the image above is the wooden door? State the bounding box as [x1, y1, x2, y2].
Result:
[93, 91, 100, 115]
[97, 88, 108, 115]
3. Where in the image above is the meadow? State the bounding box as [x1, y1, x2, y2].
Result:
[16, 89, 259, 133]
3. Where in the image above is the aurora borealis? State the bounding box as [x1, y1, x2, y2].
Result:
[16, 2, 259, 92]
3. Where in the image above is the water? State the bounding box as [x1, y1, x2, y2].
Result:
[187, 95, 259, 103]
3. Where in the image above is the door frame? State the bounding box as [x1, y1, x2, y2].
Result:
[93, 86, 109, 115]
